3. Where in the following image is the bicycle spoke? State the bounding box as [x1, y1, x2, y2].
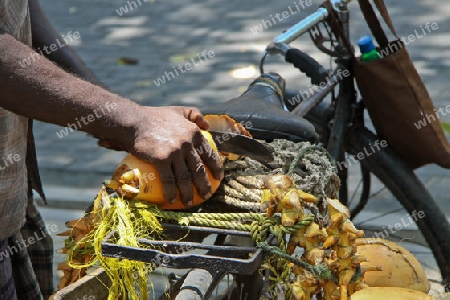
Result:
[348, 177, 363, 207]
[215, 277, 219, 299]
[368, 186, 387, 199]
[354, 207, 404, 226]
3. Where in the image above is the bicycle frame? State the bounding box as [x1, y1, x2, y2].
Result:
[259, 0, 359, 203]
[256, 2, 450, 287]
[99, 2, 450, 297]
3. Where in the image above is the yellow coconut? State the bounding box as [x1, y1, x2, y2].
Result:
[350, 287, 433, 300]
[204, 114, 252, 160]
[107, 130, 221, 210]
[356, 238, 430, 293]
[106, 115, 259, 209]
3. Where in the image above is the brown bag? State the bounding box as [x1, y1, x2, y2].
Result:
[326, 0, 450, 169]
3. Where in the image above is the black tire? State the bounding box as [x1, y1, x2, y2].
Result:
[345, 126, 450, 287]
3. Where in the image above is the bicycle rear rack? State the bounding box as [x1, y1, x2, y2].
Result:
[101, 223, 273, 275]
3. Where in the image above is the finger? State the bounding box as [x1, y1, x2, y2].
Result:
[153, 161, 177, 204]
[186, 147, 212, 199]
[172, 156, 194, 207]
[194, 132, 224, 181]
[184, 107, 209, 130]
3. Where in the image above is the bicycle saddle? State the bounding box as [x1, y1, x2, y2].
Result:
[201, 73, 318, 143]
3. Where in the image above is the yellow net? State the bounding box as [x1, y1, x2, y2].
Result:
[63, 189, 164, 300]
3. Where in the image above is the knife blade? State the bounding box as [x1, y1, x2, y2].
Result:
[208, 130, 274, 163]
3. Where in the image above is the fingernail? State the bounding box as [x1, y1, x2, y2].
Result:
[219, 170, 225, 180]
[187, 200, 193, 207]
[204, 192, 212, 199]
[170, 198, 177, 204]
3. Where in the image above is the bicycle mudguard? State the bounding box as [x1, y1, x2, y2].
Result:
[202, 73, 318, 143]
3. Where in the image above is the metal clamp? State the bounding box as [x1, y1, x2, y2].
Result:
[102, 223, 275, 275]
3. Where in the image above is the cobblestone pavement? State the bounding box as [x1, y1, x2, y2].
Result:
[31, 0, 450, 296]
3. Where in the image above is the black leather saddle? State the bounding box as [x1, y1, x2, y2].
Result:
[201, 73, 318, 143]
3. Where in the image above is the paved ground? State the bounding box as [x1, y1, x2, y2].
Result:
[30, 0, 450, 297]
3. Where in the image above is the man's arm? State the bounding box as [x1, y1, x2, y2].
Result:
[28, 0, 103, 87]
[0, 32, 223, 206]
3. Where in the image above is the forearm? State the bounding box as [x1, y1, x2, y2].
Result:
[0, 32, 224, 204]
[28, 0, 104, 87]
[0, 33, 137, 145]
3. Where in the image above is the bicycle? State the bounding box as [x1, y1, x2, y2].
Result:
[100, 0, 450, 298]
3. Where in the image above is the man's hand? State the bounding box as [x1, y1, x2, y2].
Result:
[100, 106, 223, 206]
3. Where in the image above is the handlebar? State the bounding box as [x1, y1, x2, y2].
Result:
[285, 48, 329, 85]
[266, 0, 353, 51]
[271, 7, 329, 46]
[261, 7, 331, 75]
[261, 0, 352, 83]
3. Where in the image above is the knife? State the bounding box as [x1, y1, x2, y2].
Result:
[208, 130, 274, 163]
[98, 131, 274, 164]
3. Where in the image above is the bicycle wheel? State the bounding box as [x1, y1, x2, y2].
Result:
[302, 93, 450, 291]
[344, 126, 450, 290]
